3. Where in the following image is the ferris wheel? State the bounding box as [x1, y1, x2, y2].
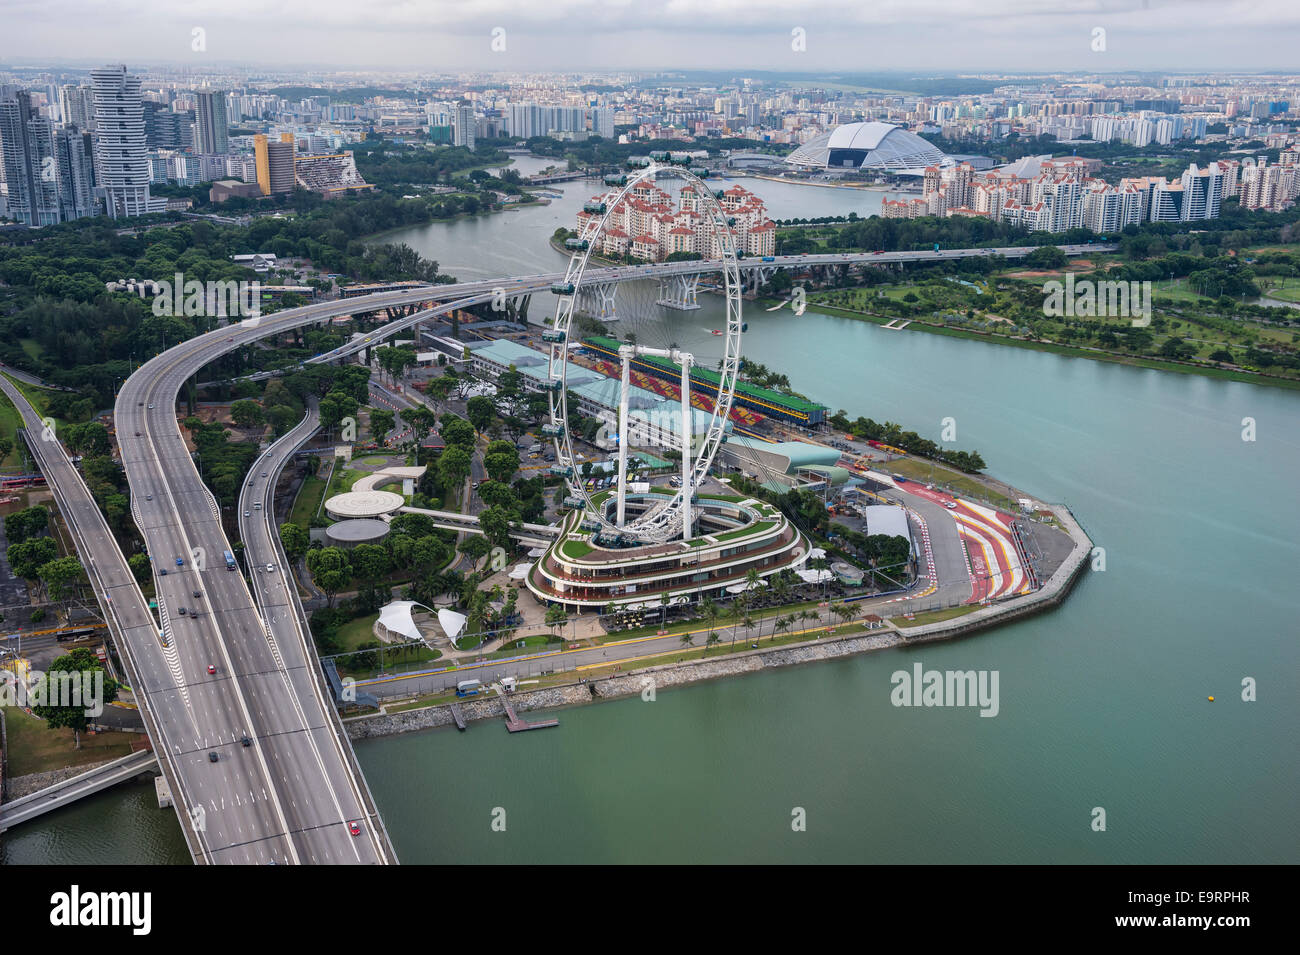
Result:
[543, 158, 743, 545]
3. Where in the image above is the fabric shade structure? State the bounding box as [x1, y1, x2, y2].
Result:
[796, 568, 835, 584]
[377, 600, 432, 642]
[437, 607, 468, 644]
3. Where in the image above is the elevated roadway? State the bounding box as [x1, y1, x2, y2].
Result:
[117, 340, 394, 863]
[202, 243, 1115, 381]
[0, 750, 158, 832]
[236, 402, 398, 863]
[0, 374, 205, 859]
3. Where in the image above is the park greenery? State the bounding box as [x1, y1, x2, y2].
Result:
[29, 647, 120, 749]
[5, 505, 87, 619]
[801, 243, 1300, 379]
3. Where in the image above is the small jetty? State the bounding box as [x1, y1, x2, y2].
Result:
[502, 698, 558, 733]
[449, 703, 467, 731]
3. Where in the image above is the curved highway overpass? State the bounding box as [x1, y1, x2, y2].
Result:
[203, 243, 1116, 382]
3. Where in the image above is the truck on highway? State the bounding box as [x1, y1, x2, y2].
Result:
[224, 550, 237, 571]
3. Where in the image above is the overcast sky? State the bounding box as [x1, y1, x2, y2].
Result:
[3, 0, 1298, 75]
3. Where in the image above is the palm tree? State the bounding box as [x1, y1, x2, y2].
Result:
[811, 556, 830, 598]
[772, 571, 793, 610]
[800, 608, 820, 637]
[706, 631, 721, 655]
[840, 602, 862, 629]
[773, 615, 791, 644]
[743, 568, 764, 635]
[699, 595, 719, 634]
[680, 631, 694, 649]
[728, 599, 746, 648]
[830, 602, 861, 633]
[659, 590, 671, 628]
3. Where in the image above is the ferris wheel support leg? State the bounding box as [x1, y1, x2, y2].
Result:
[681, 355, 693, 541]
[616, 349, 631, 529]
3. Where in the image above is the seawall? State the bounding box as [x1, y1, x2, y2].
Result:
[345, 503, 1093, 740]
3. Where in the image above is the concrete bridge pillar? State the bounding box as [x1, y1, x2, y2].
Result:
[655, 273, 700, 311]
[578, 282, 618, 321]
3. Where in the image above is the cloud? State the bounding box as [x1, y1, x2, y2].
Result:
[4, 0, 1298, 70]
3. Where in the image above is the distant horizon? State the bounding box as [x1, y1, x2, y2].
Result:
[5, 61, 1300, 79]
[4, 0, 1298, 74]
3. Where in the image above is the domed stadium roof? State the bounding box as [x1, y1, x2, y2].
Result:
[786, 122, 953, 173]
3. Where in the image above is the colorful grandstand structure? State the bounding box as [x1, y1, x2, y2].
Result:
[582, 336, 827, 426]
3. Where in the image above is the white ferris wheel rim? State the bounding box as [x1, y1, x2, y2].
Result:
[546, 160, 743, 544]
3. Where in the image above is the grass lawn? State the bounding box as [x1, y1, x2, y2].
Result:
[482, 634, 563, 659]
[289, 473, 327, 526]
[337, 646, 445, 680]
[884, 458, 1017, 511]
[713, 520, 775, 543]
[893, 604, 981, 627]
[1150, 282, 1219, 304]
[19, 338, 44, 363]
[0, 390, 26, 469]
[560, 539, 593, 559]
[347, 621, 886, 717]
[595, 595, 838, 645]
[3, 708, 137, 777]
[1, 374, 68, 430]
[325, 464, 365, 497]
[332, 612, 443, 661]
[334, 613, 380, 651]
[584, 621, 873, 674]
[1260, 278, 1300, 303]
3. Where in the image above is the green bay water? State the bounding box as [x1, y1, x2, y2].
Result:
[7, 168, 1297, 863]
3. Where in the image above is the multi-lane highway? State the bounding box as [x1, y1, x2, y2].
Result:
[117, 339, 394, 863]
[0, 374, 207, 858]
[236, 403, 399, 861]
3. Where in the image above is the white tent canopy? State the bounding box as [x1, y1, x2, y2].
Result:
[437, 607, 468, 643]
[508, 563, 532, 580]
[378, 600, 427, 642]
[796, 568, 834, 584]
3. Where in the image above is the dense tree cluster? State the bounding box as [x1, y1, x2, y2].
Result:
[825, 411, 987, 473]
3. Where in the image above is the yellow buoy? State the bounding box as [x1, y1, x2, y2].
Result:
[1208, 696, 1215, 702]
